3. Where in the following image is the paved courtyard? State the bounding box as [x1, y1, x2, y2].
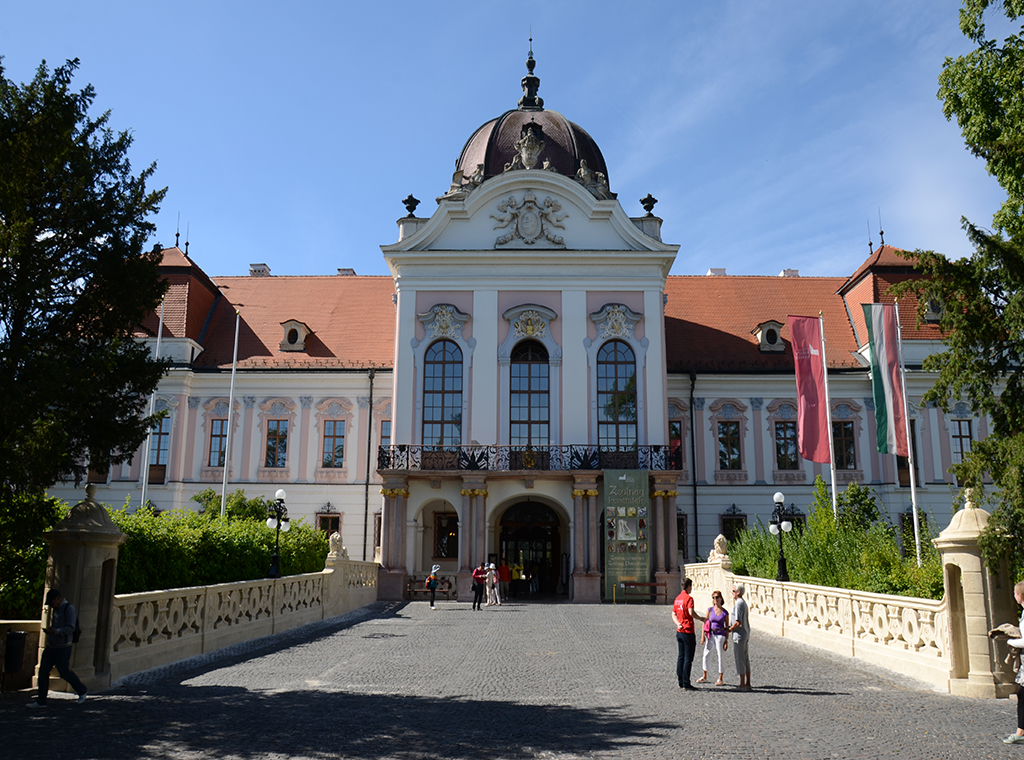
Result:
[4, 599, 1021, 759]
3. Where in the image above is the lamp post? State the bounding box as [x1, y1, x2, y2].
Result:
[267, 489, 290, 578]
[767, 491, 792, 582]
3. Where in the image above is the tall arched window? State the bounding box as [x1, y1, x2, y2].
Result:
[510, 340, 549, 446]
[423, 340, 463, 446]
[597, 340, 637, 448]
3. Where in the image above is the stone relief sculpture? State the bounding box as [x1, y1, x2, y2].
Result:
[512, 310, 548, 340]
[575, 159, 615, 200]
[504, 124, 545, 171]
[492, 191, 568, 247]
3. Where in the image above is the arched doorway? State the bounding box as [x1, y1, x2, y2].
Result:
[499, 501, 566, 598]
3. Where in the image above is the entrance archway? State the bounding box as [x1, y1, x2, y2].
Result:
[498, 501, 566, 598]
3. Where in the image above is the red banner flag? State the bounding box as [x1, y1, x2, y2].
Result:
[788, 315, 830, 463]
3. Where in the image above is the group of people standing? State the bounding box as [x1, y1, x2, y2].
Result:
[471, 562, 503, 610]
[672, 578, 751, 691]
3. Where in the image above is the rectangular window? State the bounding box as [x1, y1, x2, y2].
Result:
[719, 513, 747, 546]
[208, 419, 227, 467]
[322, 419, 345, 468]
[774, 421, 799, 470]
[317, 513, 341, 535]
[832, 421, 856, 470]
[265, 419, 288, 468]
[433, 512, 459, 559]
[951, 419, 972, 464]
[897, 420, 919, 487]
[717, 421, 741, 470]
[150, 417, 171, 466]
[669, 420, 682, 451]
[380, 419, 391, 449]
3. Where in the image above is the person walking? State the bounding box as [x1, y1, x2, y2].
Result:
[498, 559, 511, 600]
[1003, 581, 1024, 744]
[486, 563, 501, 606]
[728, 582, 752, 691]
[671, 577, 703, 690]
[472, 562, 487, 611]
[696, 590, 730, 685]
[27, 589, 88, 707]
[425, 564, 441, 610]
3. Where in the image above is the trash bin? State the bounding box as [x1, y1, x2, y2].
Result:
[4, 630, 28, 674]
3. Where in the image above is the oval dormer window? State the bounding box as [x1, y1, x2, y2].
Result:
[766, 328, 778, 345]
[287, 328, 299, 345]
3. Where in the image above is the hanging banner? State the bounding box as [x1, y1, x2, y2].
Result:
[603, 470, 651, 600]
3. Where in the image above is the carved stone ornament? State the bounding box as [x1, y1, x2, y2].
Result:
[438, 163, 485, 202]
[575, 159, 615, 200]
[492, 191, 568, 248]
[504, 124, 545, 172]
[590, 303, 642, 341]
[417, 304, 471, 341]
[513, 310, 548, 340]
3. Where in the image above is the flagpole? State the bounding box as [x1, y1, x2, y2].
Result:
[894, 302, 922, 566]
[220, 309, 241, 518]
[819, 312, 838, 519]
[140, 297, 165, 510]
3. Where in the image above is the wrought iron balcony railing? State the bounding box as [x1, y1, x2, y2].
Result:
[377, 444, 684, 473]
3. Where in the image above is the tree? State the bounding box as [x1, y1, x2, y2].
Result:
[893, 1, 1024, 580]
[0, 59, 167, 503]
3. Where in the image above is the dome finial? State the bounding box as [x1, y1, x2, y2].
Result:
[518, 36, 543, 111]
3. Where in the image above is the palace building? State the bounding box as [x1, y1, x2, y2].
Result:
[52, 54, 975, 602]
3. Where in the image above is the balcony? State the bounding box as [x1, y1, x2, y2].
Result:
[377, 445, 684, 473]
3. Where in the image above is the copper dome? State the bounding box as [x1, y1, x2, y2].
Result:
[454, 49, 610, 184]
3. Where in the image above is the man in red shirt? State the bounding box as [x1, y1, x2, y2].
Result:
[672, 577, 703, 690]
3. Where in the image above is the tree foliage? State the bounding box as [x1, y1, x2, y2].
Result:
[0, 58, 168, 505]
[892, 2, 1024, 580]
[729, 478, 943, 599]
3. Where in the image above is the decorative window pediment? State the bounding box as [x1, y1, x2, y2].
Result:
[280, 320, 311, 352]
[417, 304, 471, 342]
[590, 303, 642, 342]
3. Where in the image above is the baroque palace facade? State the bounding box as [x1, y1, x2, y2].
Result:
[52, 56, 979, 602]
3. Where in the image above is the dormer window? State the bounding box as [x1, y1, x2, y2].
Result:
[752, 320, 785, 353]
[279, 320, 311, 352]
[924, 299, 942, 324]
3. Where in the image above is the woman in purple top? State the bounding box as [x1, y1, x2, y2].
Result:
[696, 590, 730, 686]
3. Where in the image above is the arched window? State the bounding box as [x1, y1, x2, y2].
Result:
[510, 341, 549, 447]
[597, 340, 637, 448]
[423, 340, 463, 447]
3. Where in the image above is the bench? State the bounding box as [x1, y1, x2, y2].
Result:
[407, 576, 454, 601]
[619, 581, 668, 604]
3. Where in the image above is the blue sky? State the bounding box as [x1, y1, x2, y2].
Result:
[0, 1, 1008, 278]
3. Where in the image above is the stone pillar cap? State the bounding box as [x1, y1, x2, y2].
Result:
[45, 484, 125, 543]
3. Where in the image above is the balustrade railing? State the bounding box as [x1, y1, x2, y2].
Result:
[378, 444, 684, 472]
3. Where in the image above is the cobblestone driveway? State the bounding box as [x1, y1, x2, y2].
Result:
[4, 600, 1020, 759]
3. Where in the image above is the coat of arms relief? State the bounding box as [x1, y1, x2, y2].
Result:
[491, 191, 568, 248]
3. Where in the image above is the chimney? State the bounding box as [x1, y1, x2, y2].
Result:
[705, 268, 727, 276]
[337, 268, 356, 276]
[779, 269, 800, 277]
[249, 263, 271, 277]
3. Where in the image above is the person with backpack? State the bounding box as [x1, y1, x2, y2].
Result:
[28, 588, 88, 707]
[425, 564, 441, 609]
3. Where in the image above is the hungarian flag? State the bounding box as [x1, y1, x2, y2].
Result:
[862, 303, 909, 456]
[788, 315, 830, 463]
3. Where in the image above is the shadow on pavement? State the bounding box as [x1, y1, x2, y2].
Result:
[9, 685, 675, 759]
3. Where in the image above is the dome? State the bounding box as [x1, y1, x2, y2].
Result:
[449, 49, 611, 192]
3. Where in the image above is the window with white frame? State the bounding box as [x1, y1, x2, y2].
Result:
[597, 340, 637, 448]
[265, 419, 288, 468]
[322, 419, 345, 468]
[423, 340, 463, 447]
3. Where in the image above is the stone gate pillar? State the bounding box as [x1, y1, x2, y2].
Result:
[933, 501, 1017, 698]
[39, 484, 126, 693]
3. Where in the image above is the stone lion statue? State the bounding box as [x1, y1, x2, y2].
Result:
[707, 534, 729, 562]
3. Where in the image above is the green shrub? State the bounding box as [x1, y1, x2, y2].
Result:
[729, 476, 945, 600]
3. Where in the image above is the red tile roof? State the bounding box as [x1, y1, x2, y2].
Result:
[664, 275, 860, 372]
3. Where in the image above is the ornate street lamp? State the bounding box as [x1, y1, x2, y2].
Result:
[267, 489, 290, 578]
[767, 491, 792, 582]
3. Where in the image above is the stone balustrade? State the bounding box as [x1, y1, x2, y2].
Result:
[108, 560, 376, 683]
[688, 561, 954, 692]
